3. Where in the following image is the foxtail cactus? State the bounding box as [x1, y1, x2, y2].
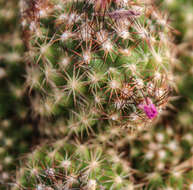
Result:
[20, 0, 176, 135]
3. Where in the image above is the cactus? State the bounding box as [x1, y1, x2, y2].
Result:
[20, 0, 176, 136]
[94, 119, 193, 189]
[12, 140, 135, 190]
[2, 0, 193, 189]
[11, 116, 193, 190]
[120, 0, 193, 189]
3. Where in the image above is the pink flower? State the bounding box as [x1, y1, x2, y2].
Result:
[94, 0, 112, 11]
[138, 98, 158, 119]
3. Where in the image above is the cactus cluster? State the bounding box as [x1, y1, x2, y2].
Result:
[12, 118, 193, 190]
[20, 0, 176, 136]
[1, 0, 193, 189]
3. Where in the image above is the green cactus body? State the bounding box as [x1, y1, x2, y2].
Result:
[11, 1, 193, 190]
[12, 121, 193, 190]
[12, 140, 135, 190]
[20, 0, 176, 136]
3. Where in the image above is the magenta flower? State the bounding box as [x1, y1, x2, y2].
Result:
[95, 0, 111, 11]
[138, 98, 158, 119]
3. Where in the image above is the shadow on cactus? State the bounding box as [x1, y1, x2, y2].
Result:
[20, 0, 176, 135]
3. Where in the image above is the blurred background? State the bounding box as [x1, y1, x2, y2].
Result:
[0, 0, 193, 189]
